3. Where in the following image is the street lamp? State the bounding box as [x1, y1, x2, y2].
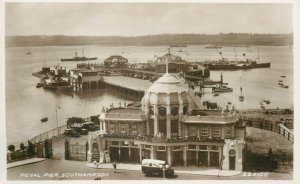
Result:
[93, 160, 103, 180]
[159, 163, 169, 179]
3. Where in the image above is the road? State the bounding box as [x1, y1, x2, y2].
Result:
[7, 160, 292, 180]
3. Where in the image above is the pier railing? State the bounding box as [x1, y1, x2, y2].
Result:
[241, 116, 293, 143]
[29, 125, 67, 144]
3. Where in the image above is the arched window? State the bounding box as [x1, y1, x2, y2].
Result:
[183, 105, 188, 115]
[149, 106, 154, 115]
[171, 107, 179, 116]
[159, 107, 166, 116]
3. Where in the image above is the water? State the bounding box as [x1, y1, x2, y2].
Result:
[5, 45, 293, 145]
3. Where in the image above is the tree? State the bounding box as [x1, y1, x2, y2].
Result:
[8, 144, 15, 152]
[20, 143, 26, 151]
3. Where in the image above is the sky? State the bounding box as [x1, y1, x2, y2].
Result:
[5, 3, 293, 36]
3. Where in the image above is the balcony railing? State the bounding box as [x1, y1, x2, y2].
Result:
[102, 134, 225, 144]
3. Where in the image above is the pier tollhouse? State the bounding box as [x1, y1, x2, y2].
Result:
[88, 64, 245, 171]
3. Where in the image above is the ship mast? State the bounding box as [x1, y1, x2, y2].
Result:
[234, 48, 238, 62]
[257, 46, 260, 62]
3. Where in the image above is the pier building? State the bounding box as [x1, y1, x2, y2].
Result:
[87, 64, 245, 171]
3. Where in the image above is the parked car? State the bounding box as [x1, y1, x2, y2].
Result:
[64, 129, 81, 137]
[141, 159, 174, 177]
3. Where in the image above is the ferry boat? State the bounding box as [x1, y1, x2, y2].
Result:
[202, 58, 270, 71]
[61, 51, 97, 62]
[202, 46, 270, 70]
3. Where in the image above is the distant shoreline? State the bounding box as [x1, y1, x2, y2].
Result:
[5, 33, 293, 48]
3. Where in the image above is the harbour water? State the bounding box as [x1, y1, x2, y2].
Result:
[5, 45, 293, 145]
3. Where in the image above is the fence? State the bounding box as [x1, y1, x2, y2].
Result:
[30, 125, 67, 144]
[241, 117, 294, 143]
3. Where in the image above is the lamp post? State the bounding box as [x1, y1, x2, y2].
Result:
[93, 160, 103, 180]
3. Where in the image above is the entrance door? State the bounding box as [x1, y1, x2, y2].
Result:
[120, 147, 129, 162]
[130, 148, 140, 163]
[229, 156, 235, 170]
[229, 149, 236, 170]
[198, 151, 208, 167]
[210, 152, 220, 167]
[172, 151, 183, 166]
[110, 147, 119, 161]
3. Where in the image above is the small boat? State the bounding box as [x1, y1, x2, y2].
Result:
[239, 96, 244, 101]
[278, 80, 283, 82]
[281, 85, 289, 88]
[264, 100, 270, 104]
[227, 102, 232, 105]
[26, 52, 31, 55]
[41, 117, 48, 122]
[214, 86, 233, 93]
[278, 82, 283, 86]
[280, 75, 286, 78]
[213, 93, 219, 97]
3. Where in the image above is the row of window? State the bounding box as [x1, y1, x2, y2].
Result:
[148, 120, 179, 136]
[149, 105, 188, 116]
[109, 123, 138, 134]
[188, 126, 232, 138]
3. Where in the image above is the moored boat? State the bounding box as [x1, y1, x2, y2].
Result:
[41, 117, 48, 122]
[61, 51, 97, 62]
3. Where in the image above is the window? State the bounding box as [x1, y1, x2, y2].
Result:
[225, 126, 232, 138]
[131, 124, 137, 135]
[189, 126, 197, 137]
[199, 145, 207, 150]
[120, 123, 127, 133]
[213, 127, 221, 138]
[183, 105, 188, 115]
[149, 119, 154, 136]
[159, 120, 167, 135]
[173, 146, 181, 151]
[171, 107, 179, 116]
[159, 107, 166, 116]
[157, 146, 166, 151]
[109, 123, 116, 134]
[200, 127, 209, 138]
[188, 145, 196, 150]
[131, 124, 137, 132]
[149, 106, 154, 115]
[171, 120, 178, 134]
[211, 146, 218, 150]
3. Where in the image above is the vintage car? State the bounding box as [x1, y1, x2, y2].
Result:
[141, 159, 174, 177]
[64, 128, 81, 137]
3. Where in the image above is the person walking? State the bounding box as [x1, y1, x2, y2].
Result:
[113, 161, 117, 173]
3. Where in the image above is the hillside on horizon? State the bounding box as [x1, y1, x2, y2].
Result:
[5, 33, 293, 47]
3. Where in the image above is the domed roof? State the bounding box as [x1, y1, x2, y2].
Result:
[146, 73, 189, 93]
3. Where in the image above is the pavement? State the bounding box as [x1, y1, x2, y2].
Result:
[7, 158, 47, 169]
[7, 157, 241, 177]
[86, 162, 242, 177]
